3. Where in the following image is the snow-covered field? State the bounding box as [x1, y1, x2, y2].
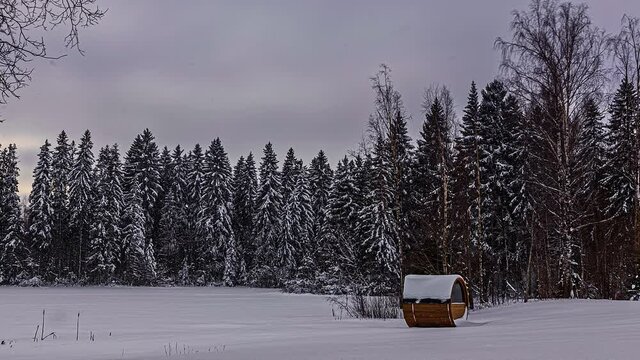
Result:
[0, 287, 638, 360]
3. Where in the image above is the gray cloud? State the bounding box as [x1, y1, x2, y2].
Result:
[2, 0, 639, 195]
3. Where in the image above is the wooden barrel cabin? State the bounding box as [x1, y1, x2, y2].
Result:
[402, 274, 470, 327]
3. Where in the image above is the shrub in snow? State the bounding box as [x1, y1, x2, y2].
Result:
[18, 276, 43, 287]
[328, 294, 400, 319]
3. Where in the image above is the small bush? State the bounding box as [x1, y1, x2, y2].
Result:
[18, 276, 43, 287]
[328, 294, 401, 319]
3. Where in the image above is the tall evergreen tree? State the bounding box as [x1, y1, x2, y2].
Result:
[575, 98, 606, 296]
[87, 145, 123, 284]
[185, 144, 205, 283]
[1, 144, 29, 283]
[325, 157, 360, 289]
[69, 130, 95, 279]
[451, 82, 481, 280]
[28, 140, 54, 280]
[154, 146, 173, 262]
[281, 148, 300, 202]
[123, 180, 156, 285]
[411, 97, 453, 276]
[358, 135, 399, 294]
[201, 138, 237, 285]
[602, 77, 638, 296]
[387, 108, 413, 283]
[252, 142, 283, 286]
[308, 150, 333, 273]
[476, 80, 521, 302]
[231, 153, 258, 282]
[123, 129, 161, 255]
[158, 145, 189, 279]
[280, 163, 313, 283]
[50, 131, 73, 276]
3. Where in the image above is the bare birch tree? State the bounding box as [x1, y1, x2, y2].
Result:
[496, 0, 608, 297]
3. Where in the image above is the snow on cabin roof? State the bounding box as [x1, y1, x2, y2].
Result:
[403, 274, 463, 301]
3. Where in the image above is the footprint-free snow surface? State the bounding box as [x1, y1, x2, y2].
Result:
[0, 287, 638, 360]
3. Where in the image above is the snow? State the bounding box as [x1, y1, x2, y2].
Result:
[403, 274, 461, 301]
[0, 286, 638, 360]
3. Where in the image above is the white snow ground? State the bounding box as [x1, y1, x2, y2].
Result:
[0, 287, 638, 360]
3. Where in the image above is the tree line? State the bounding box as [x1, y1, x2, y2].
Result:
[2, 0, 640, 303]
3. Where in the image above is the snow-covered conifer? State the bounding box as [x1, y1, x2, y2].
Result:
[28, 140, 54, 279]
[69, 130, 95, 279]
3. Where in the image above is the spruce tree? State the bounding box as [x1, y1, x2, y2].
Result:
[69, 130, 95, 280]
[50, 131, 73, 276]
[603, 77, 638, 296]
[87, 145, 123, 284]
[574, 98, 606, 296]
[476, 80, 520, 302]
[252, 142, 283, 286]
[358, 135, 399, 295]
[201, 138, 237, 285]
[1, 144, 29, 283]
[28, 140, 54, 280]
[280, 163, 313, 284]
[325, 156, 360, 289]
[231, 152, 258, 282]
[451, 82, 481, 278]
[308, 150, 332, 272]
[154, 146, 173, 261]
[123, 180, 156, 285]
[412, 97, 453, 277]
[123, 129, 161, 255]
[281, 148, 300, 203]
[185, 144, 205, 283]
[158, 145, 189, 279]
[387, 108, 413, 282]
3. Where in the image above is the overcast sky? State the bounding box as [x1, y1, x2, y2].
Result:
[1, 0, 639, 195]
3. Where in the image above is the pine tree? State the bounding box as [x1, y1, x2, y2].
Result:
[1, 144, 29, 283]
[200, 138, 237, 285]
[123, 180, 156, 285]
[252, 142, 283, 286]
[69, 130, 95, 280]
[50, 131, 73, 276]
[28, 140, 54, 280]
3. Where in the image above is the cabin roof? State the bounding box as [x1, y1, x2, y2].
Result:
[403, 274, 464, 301]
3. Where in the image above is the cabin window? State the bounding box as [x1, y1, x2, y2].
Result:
[451, 282, 464, 303]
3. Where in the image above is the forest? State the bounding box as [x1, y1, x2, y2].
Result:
[1, 0, 640, 305]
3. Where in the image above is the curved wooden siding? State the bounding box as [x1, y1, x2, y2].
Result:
[402, 304, 417, 327]
[402, 303, 455, 327]
[450, 303, 466, 320]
